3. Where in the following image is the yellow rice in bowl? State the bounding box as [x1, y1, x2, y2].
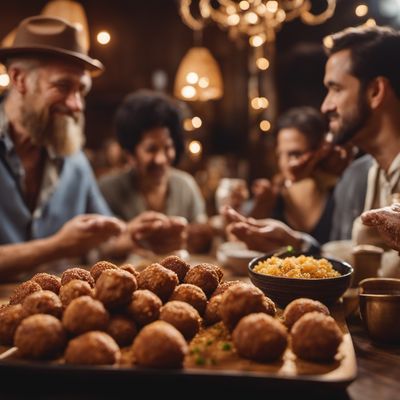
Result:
[253, 255, 340, 279]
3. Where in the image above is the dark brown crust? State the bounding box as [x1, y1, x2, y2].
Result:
[232, 313, 288, 362]
[62, 296, 109, 335]
[291, 312, 343, 362]
[14, 314, 67, 359]
[31, 273, 61, 294]
[169, 284, 207, 315]
[61, 268, 95, 288]
[132, 320, 188, 368]
[65, 331, 120, 365]
[137, 263, 178, 302]
[220, 283, 276, 331]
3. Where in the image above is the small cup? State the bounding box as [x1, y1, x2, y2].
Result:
[359, 278, 400, 344]
[351, 244, 383, 287]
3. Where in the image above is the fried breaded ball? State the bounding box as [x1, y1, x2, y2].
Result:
[170, 284, 207, 315]
[61, 267, 95, 288]
[9, 280, 42, 305]
[132, 320, 188, 368]
[283, 298, 330, 330]
[90, 261, 119, 282]
[14, 314, 66, 359]
[159, 301, 201, 340]
[203, 294, 223, 326]
[220, 283, 276, 331]
[126, 289, 162, 326]
[65, 331, 120, 365]
[62, 296, 109, 335]
[95, 269, 137, 310]
[119, 264, 140, 279]
[0, 304, 25, 346]
[106, 315, 137, 347]
[159, 255, 191, 282]
[211, 280, 241, 298]
[291, 312, 343, 362]
[233, 313, 288, 362]
[22, 290, 62, 318]
[183, 264, 220, 297]
[137, 263, 178, 302]
[31, 273, 61, 294]
[59, 279, 93, 307]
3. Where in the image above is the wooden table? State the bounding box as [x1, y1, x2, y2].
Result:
[0, 260, 399, 399]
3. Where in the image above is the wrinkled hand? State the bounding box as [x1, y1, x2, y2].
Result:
[128, 211, 187, 254]
[55, 214, 126, 257]
[361, 204, 400, 252]
[221, 206, 303, 252]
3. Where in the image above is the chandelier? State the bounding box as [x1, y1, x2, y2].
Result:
[179, 0, 337, 45]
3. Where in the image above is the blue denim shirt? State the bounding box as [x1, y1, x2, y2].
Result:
[0, 102, 112, 244]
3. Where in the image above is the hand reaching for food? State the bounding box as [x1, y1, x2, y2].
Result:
[361, 203, 400, 252]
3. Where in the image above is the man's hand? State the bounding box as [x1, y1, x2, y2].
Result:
[222, 206, 303, 252]
[248, 178, 279, 218]
[128, 211, 187, 254]
[361, 204, 400, 252]
[286, 136, 355, 183]
[54, 214, 126, 257]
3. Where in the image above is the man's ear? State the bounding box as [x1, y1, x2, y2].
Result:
[7, 66, 28, 94]
[367, 76, 388, 109]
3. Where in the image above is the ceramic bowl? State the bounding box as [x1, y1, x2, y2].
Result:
[359, 278, 400, 344]
[248, 251, 353, 308]
[216, 241, 264, 276]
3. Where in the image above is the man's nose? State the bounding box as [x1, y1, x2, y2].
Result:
[65, 91, 84, 113]
[320, 95, 332, 115]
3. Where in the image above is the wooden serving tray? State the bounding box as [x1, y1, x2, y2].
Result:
[0, 303, 357, 391]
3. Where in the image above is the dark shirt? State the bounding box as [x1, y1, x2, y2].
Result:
[330, 154, 372, 241]
[272, 190, 334, 245]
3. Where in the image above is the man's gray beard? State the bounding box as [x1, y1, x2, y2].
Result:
[47, 112, 85, 156]
[21, 106, 85, 157]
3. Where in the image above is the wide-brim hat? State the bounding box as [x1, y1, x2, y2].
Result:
[0, 15, 104, 75]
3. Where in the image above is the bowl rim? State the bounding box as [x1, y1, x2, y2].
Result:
[248, 253, 353, 282]
[359, 277, 400, 298]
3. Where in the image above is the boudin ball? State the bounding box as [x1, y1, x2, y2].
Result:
[137, 263, 178, 302]
[159, 301, 201, 340]
[90, 260, 119, 282]
[126, 289, 162, 327]
[0, 304, 25, 346]
[203, 294, 223, 326]
[233, 313, 288, 362]
[220, 283, 276, 331]
[59, 279, 93, 307]
[9, 280, 42, 305]
[95, 269, 137, 310]
[169, 284, 207, 315]
[61, 267, 95, 288]
[291, 312, 343, 362]
[183, 264, 220, 297]
[65, 331, 120, 365]
[62, 296, 109, 335]
[31, 273, 61, 294]
[211, 280, 241, 298]
[14, 314, 67, 359]
[132, 321, 188, 368]
[22, 290, 63, 318]
[283, 298, 330, 330]
[160, 255, 191, 283]
[119, 264, 140, 279]
[106, 315, 137, 347]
